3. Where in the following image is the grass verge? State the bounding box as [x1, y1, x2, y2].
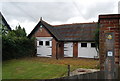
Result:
[2, 57, 99, 79]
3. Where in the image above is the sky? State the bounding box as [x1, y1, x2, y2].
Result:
[0, 0, 119, 35]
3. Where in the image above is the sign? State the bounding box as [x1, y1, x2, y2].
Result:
[107, 51, 113, 56]
[107, 35, 112, 40]
[105, 32, 115, 79]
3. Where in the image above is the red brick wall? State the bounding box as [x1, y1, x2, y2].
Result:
[32, 27, 57, 58]
[33, 27, 51, 37]
[99, 14, 120, 70]
[52, 39, 57, 58]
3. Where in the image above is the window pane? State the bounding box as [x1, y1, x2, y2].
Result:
[37, 41, 39, 46]
[91, 43, 96, 47]
[39, 41, 43, 45]
[46, 41, 49, 46]
[81, 43, 87, 47]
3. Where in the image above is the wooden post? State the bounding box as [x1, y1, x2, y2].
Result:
[68, 65, 70, 76]
[56, 43, 59, 60]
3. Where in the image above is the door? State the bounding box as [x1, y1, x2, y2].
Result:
[64, 42, 73, 57]
[36, 37, 52, 57]
[78, 42, 97, 58]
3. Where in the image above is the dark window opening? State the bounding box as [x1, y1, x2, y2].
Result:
[91, 43, 96, 47]
[46, 41, 50, 46]
[39, 41, 43, 45]
[59, 44, 61, 47]
[81, 43, 87, 47]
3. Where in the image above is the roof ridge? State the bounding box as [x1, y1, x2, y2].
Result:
[41, 19, 52, 26]
[52, 22, 98, 27]
[40, 19, 62, 40]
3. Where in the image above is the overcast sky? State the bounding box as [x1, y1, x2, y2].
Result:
[0, 0, 119, 34]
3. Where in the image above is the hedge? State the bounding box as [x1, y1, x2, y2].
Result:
[2, 36, 35, 61]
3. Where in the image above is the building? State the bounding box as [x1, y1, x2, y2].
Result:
[28, 18, 98, 59]
[0, 12, 11, 33]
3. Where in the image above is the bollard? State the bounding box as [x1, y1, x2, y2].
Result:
[68, 65, 70, 76]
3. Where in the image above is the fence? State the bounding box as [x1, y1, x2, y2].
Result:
[60, 71, 105, 79]
[37, 71, 105, 81]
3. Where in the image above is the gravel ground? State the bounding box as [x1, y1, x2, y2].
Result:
[70, 68, 100, 76]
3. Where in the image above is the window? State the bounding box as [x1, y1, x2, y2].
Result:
[39, 41, 43, 45]
[91, 43, 96, 47]
[81, 43, 87, 47]
[40, 25, 43, 28]
[46, 41, 50, 46]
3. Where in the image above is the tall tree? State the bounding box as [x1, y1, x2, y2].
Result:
[13, 25, 27, 37]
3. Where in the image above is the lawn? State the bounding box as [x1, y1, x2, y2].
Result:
[2, 57, 99, 79]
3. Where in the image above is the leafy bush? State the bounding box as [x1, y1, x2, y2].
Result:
[94, 23, 99, 56]
[2, 25, 35, 60]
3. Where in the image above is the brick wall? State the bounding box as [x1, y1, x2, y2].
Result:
[99, 14, 120, 70]
[34, 27, 51, 37]
[52, 39, 57, 58]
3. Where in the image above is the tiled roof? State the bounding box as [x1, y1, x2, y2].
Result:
[28, 19, 98, 42]
[54, 23, 97, 41]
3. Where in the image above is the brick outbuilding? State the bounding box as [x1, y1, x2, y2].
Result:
[28, 18, 98, 59]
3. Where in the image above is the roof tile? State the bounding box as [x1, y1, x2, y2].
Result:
[28, 19, 98, 42]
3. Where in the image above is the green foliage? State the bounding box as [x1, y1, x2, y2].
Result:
[94, 23, 99, 53]
[2, 25, 35, 61]
[13, 25, 27, 37]
[0, 24, 2, 37]
[95, 64, 100, 69]
[0, 24, 9, 36]
[1, 24, 10, 35]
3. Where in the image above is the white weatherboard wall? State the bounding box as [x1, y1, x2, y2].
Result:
[78, 43, 97, 58]
[36, 37, 52, 57]
[64, 42, 73, 57]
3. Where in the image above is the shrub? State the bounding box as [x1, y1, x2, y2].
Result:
[2, 25, 35, 60]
